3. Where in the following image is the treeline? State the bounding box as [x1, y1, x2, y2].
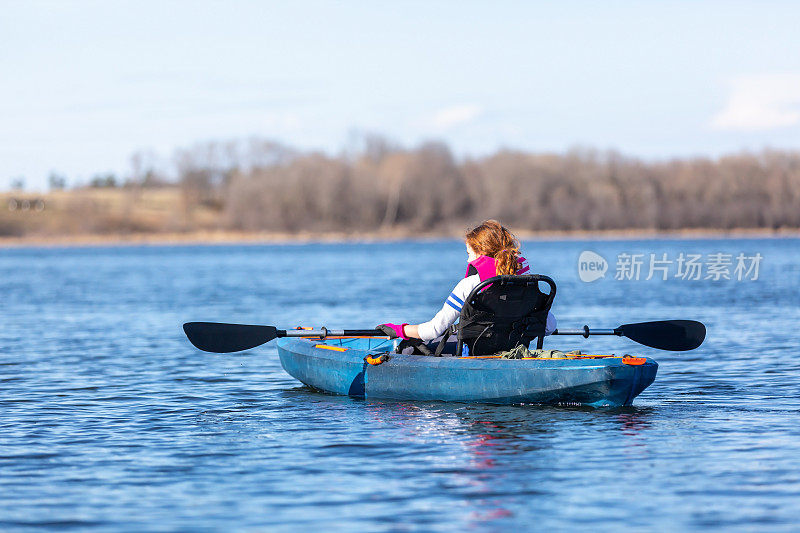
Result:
[3, 136, 800, 238]
[197, 136, 800, 232]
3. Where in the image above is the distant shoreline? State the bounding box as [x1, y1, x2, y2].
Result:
[1, 227, 798, 248]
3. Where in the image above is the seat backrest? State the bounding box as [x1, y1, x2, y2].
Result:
[455, 274, 556, 356]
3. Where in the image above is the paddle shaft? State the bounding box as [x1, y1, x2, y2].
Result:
[279, 328, 384, 338]
[552, 326, 618, 337]
[287, 328, 622, 339]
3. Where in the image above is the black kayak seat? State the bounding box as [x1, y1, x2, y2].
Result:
[436, 274, 557, 357]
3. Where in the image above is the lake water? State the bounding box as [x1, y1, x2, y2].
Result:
[1, 238, 799, 531]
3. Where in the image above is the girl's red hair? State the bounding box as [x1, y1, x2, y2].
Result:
[465, 220, 521, 275]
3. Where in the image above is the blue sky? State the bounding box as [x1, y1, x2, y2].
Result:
[2, 0, 799, 190]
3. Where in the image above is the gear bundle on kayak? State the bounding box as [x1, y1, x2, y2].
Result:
[183, 274, 705, 407]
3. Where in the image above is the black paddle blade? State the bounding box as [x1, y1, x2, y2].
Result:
[183, 322, 278, 353]
[618, 320, 706, 351]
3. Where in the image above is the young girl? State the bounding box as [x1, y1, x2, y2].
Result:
[379, 220, 556, 353]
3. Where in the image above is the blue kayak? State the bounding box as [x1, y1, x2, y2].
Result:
[276, 337, 657, 407]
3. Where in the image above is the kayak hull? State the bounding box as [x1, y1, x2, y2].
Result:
[276, 337, 657, 407]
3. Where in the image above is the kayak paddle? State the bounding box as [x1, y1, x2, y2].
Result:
[184, 319, 705, 353]
[183, 322, 382, 353]
[552, 320, 706, 351]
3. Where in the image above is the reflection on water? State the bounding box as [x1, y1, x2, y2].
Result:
[1, 239, 799, 530]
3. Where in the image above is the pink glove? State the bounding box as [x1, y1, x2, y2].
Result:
[377, 323, 409, 340]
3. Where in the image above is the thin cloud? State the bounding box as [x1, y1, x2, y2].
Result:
[429, 104, 482, 130]
[711, 74, 800, 131]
